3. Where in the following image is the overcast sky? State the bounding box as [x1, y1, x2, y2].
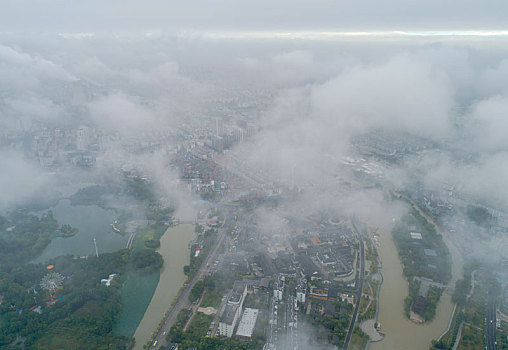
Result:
[2, 0, 508, 33]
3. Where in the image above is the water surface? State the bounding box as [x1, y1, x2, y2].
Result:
[370, 216, 462, 350]
[33, 199, 125, 263]
[133, 224, 195, 349]
[114, 271, 160, 337]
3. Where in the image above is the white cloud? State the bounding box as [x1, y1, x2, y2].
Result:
[88, 93, 156, 136]
[0, 152, 50, 210]
[310, 54, 453, 138]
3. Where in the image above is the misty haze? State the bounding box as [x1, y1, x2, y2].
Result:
[0, 2, 507, 350]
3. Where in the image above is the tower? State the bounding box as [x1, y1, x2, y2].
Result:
[93, 238, 99, 257]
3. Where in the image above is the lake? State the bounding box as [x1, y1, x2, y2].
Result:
[33, 199, 126, 264]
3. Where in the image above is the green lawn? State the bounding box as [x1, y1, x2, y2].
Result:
[201, 288, 223, 308]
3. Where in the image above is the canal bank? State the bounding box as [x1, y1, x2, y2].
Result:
[370, 208, 463, 350]
[132, 223, 195, 349]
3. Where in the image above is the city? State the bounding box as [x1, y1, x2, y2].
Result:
[0, 3, 508, 350]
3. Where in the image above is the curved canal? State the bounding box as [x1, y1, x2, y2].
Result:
[370, 209, 463, 350]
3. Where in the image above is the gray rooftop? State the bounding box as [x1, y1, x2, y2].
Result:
[220, 303, 239, 325]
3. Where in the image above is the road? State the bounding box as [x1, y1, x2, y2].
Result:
[286, 295, 298, 350]
[344, 220, 365, 350]
[486, 294, 497, 350]
[148, 212, 230, 349]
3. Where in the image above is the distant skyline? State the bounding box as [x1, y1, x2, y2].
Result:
[178, 30, 508, 40]
[54, 30, 508, 40]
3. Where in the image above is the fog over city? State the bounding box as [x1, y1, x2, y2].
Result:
[0, 2, 507, 350]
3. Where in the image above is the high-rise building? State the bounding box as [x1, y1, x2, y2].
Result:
[215, 118, 224, 137]
[76, 126, 90, 151]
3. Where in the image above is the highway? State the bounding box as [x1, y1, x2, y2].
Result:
[486, 294, 497, 350]
[147, 211, 230, 349]
[344, 220, 365, 350]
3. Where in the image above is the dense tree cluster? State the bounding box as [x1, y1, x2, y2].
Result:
[310, 300, 353, 347]
[0, 211, 78, 270]
[132, 249, 163, 271]
[0, 252, 133, 349]
[166, 309, 260, 349]
[183, 228, 217, 278]
[465, 205, 496, 228]
[69, 185, 114, 206]
[393, 209, 451, 284]
[144, 238, 161, 249]
[189, 281, 205, 303]
[124, 177, 155, 201]
[59, 224, 78, 238]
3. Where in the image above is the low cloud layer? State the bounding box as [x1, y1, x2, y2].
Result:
[0, 34, 508, 266]
[0, 151, 52, 211]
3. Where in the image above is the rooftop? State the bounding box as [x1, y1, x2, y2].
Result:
[220, 303, 240, 325]
[232, 280, 248, 295]
[229, 293, 242, 304]
[424, 249, 437, 257]
[236, 308, 259, 338]
[410, 232, 423, 240]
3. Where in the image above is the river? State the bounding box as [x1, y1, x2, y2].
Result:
[370, 209, 463, 350]
[132, 196, 197, 349]
[132, 223, 195, 349]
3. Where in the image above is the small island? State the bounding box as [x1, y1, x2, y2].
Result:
[58, 224, 79, 238]
[392, 205, 451, 323]
[0, 210, 79, 265]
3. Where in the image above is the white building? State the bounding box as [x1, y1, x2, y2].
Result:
[100, 274, 117, 287]
[236, 308, 259, 339]
[296, 291, 306, 304]
[410, 232, 423, 240]
[219, 281, 249, 337]
[274, 289, 283, 301]
[219, 303, 241, 337]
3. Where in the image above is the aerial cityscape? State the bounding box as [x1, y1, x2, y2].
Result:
[0, 1, 508, 350]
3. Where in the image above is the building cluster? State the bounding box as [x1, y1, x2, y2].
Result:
[309, 286, 340, 301]
[352, 130, 434, 163]
[219, 280, 259, 339]
[341, 156, 385, 181]
[406, 183, 455, 218]
[3, 126, 105, 167]
[174, 148, 223, 182]
[292, 224, 356, 281]
[172, 141, 240, 197]
[206, 118, 258, 152]
[296, 276, 306, 304]
[350, 130, 508, 263]
[2, 121, 180, 169]
[308, 286, 354, 304]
